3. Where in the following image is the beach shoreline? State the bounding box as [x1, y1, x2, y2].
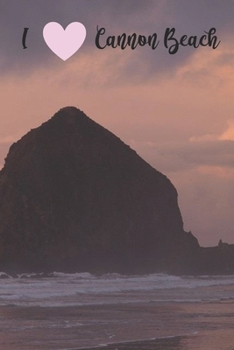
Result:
[0, 300, 234, 350]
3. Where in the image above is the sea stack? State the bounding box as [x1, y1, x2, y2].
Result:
[0, 107, 200, 274]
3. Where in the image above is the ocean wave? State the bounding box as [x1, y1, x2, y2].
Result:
[0, 272, 234, 307]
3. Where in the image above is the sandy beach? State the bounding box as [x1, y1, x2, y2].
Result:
[0, 299, 234, 350]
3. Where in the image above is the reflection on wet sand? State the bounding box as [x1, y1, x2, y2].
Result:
[1, 301, 234, 350]
[79, 335, 184, 350]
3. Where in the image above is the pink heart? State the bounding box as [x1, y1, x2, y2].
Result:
[43, 22, 86, 61]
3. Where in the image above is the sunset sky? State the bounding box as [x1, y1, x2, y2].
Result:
[1, 0, 234, 246]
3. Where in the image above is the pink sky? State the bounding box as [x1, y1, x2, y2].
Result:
[1, 1, 234, 246]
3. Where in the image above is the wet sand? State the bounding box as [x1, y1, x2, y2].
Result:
[79, 335, 186, 350]
[0, 301, 234, 350]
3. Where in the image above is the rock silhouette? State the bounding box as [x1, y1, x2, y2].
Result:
[0, 107, 233, 274]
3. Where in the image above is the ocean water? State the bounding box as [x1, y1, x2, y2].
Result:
[0, 272, 234, 349]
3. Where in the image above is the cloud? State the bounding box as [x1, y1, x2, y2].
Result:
[1, 0, 234, 82]
[219, 119, 234, 141]
[143, 118, 234, 173]
[131, 138, 234, 174]
[161, 140, 234, 169]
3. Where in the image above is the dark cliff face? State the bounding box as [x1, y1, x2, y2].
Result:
[0, 107, 199, 273]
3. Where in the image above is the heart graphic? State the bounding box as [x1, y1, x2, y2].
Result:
[43, 22, 86, 61]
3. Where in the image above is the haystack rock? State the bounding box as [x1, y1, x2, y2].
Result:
[0, 107, 201, 274]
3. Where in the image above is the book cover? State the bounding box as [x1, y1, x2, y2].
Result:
[0, 1, 233, 349]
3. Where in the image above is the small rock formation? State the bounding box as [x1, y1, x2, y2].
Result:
[0, 106, 233, 275]
[196, 239, 234, 274]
